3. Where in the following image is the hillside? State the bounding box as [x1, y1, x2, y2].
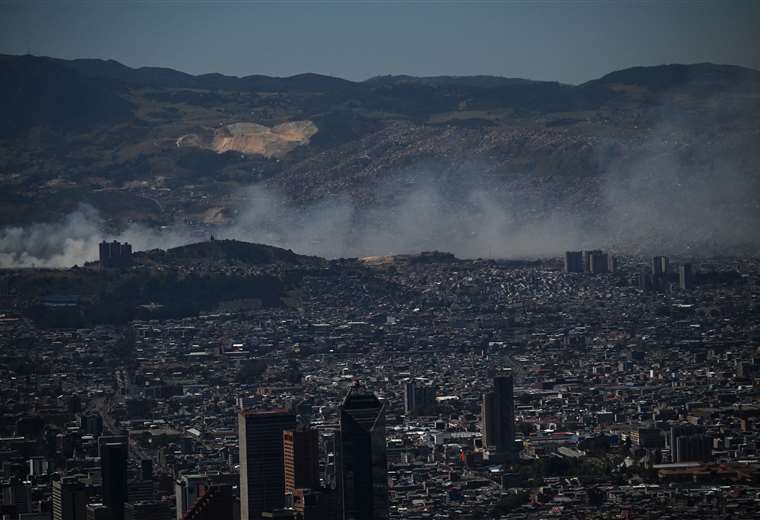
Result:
[0, 240, 327, 326]
[0, 239, 422, 326]
[136, 239, 323, 267]
[0, 54, 759, 256]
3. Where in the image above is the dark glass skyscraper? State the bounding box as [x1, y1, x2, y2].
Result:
[283, 426, 321, 496]
[403, 380, 436, 417]
[480, 392, 497, 449]
[564, 251, 584, 273]
[338, 385, 388, 520]
[679, 263, 693, 290]
[101, 442, 128, 520]
[481, 370, 515, 457]
[52, 476, 87, 520]
[238, 409, 296, 520]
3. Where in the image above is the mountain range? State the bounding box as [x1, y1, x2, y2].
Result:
[1, 53, 759, 257]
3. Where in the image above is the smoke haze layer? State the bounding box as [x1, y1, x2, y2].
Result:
[2, 152, 759, 269]
[0, 206, 193, 268]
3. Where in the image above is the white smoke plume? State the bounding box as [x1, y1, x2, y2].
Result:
[3, 156, 758, 270]
[0, 180, 597, 268]
[228, 181, 592, 260]
[0, 205, 193, 268]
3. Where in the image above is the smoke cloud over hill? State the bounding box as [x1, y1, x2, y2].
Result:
[0, 181, 590, 268]
[2, 60, 759, 268]
[0, 206, 193, 268]
[2, 147, 759, 268]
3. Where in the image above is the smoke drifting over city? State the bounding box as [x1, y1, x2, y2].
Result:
[0, 183, 577, 268]
[1, 147, 759, 268]
[0, 206, 191, 268]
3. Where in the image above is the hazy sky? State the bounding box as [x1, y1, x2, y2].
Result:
[1, 0, 759, 84]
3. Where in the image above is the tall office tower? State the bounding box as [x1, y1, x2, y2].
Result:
[239, 409, 296, 520]
[589, 251, 609, 274]
[99, 240, 133, 269]
[283, 427, 321, 495]
[635, 428, 665, 450]
[651, 256, 662, 275]
[492, 371, 515, 455]
[1, 478, 32, 516]
[737, 361, 754, 380]
[675, 434, 713, 463]
[53, 476, 88, 520]
[320, 430, 339, 491]
[607, 255, 617, 273]
[563, 251, 584, 273]
[679, 263, 693, 290]
[141, 459, 153, 482]
[338, 384, 388, 520]
[83, 414, 104, 436]
[583, 250, 602, 273]
[652, 256, 669, 275]
[175, 475, 205, 520]
[418, 385, 436, 416]
[480, 392, 497, 449]
[403, 381, 416, 416]
[404, 381, 436, 417]
[101, 442, 129, 520]
[669, 424, 703, 463]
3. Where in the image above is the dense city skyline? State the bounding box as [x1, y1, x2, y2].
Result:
[1, 2, 759, 519]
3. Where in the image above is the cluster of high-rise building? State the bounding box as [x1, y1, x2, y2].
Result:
[563, 250, 614, 274]
[565, 251, 697, 292]
[638, 255, 694, 291]
[98, 241, 132, 270]
[33, 438, 161, 520]
[237, 383, 388, 520]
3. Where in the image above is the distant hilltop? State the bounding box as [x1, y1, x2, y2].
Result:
[94, 239, 321, 269]
[136, 239, 323, 267]
[7, 239, 331, 327]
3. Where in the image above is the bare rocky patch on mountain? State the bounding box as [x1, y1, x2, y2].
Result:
[177, 120, 318, 158]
